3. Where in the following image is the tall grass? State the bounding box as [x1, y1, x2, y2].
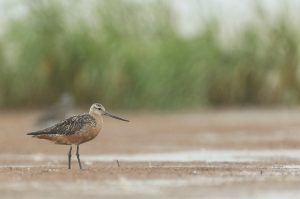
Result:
[0, 1, 300, 109]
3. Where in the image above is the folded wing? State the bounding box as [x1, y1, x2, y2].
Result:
[27, 114, 96, 136]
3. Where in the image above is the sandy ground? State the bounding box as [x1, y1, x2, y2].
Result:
[1, 109, 300, 198]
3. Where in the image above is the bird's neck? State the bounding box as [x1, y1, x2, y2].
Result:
[89, 112, 103, 125]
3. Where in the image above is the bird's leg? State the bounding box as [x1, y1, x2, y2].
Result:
[76, 144, 83, 170]
[68, 145, 72, 169]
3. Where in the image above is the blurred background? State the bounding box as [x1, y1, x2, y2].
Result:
[2, 1, 300, 198]
[1, 0, 300, 110]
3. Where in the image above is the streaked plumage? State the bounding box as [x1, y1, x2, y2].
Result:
[27, 103, 129, 169]
[41, 114, 97, 135]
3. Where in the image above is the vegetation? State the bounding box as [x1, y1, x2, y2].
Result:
[0, 1, 300, 109]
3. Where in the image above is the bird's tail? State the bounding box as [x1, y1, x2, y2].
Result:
[27, 131, 47, 136]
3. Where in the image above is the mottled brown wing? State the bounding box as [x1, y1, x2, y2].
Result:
[28, 114, 96, 136]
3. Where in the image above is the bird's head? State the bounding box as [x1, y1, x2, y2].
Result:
[89, 103, 129, 122]
[90, 103, 106, 115]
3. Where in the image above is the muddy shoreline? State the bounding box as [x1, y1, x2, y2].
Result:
[1, 110, 300, 198]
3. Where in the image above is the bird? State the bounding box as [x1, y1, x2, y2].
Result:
[27, 103, 129, 169]
[36, 92, 74, 127]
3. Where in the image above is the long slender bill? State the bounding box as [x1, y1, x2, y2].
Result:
[104, 112, 129, 122]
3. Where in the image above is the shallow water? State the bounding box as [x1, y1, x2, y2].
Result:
[1, 149, 300, 162]
[1, 175, 300, 199]
[1, 150, 300, 199]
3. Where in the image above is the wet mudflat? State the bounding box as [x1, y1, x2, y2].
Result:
[1, 109, 300, 198]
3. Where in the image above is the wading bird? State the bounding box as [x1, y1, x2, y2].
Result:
[36, 93, 74, 127]
[27, 103, 129, 169]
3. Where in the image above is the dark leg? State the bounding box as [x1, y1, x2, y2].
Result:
[68, 145, 72, 169]
[76, 144, 83, 170]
